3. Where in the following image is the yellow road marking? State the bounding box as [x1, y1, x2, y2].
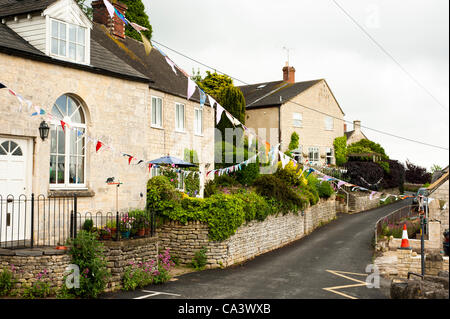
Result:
[322, 270, 368, 299]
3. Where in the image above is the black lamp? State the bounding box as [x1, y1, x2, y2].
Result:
[38, 120, 50, 141]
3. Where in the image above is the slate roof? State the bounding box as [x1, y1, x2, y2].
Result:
[0, 0, 58, 18]
[238, 79, 322, 109]
[91, 23, 205, 103]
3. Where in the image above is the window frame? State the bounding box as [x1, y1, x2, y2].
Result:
[49, 95, 87, 190]
[175, 102, 186, 132]
[325, 116, 334, 131]
[151, 96, 163, 128]
[308, 147, 319, 165]
[49, 18, 88, 64]
[194, 107, 203, 136]
[293, 112, 302, 128]
[326, 147, 334, 165]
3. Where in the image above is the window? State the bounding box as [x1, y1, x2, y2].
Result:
[308, 147, 319, 165]
[151, 96, 163, 127]
[325, 116, 334, 130]
[50, 95, 86, 188]
[175, 103, 185, 132]
[0, 141, 22, 156]
[293, 112, 302, 127]
[51, 19, 86, 63]
[151, 166, 161, 178]
[194, 108, 203, 135]
[326, 148, 333, 165]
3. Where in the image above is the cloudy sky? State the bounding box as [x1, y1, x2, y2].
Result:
[96, 1, 449, 170]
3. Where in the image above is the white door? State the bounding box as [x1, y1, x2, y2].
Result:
[0, 137, 32, 245]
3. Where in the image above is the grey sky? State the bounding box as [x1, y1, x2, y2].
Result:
[99, 1, 450, 170]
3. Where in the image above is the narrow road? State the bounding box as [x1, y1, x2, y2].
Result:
[103, 199, 411, 299]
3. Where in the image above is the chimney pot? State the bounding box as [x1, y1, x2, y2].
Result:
[353, 120, 361, 131]
[282, 65, 295, 84]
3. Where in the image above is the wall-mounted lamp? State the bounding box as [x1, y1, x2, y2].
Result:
[39, 120, 50, 141]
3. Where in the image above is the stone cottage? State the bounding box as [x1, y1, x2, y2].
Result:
[238, 63, 345, 166]
[0, 0, 214, 244]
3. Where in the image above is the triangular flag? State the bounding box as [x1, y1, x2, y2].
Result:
[199, 89, 206, 107]
[0, 82, 6, 89]
[60, 120, 67, 132]
[216, 104, 225, 125]
[369, 191, 377, 200]
[103, 0, 115, 19]
[129, 21, 148, 32]
[141, 33, 152, 55]
[165, 57, 177, 74]
[187, 78, 196, 100]
[128, 156, 133, 165]
[148, 163, 153, 172]
[208, 95, 216, 108]
[114, 7, 128, 25]
[96, 141, 103, 152]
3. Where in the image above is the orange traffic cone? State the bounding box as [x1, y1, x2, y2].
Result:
[399, 224, 411, 250]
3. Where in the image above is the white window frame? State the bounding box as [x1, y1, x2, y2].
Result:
[293, 112, 302, 128]
[175, 103, 185, 132]
[325, 116, 334, 131]
[308, 147, 319, 165]
[49, 18, 88, 64]
[194, 108, 203, 136]
[151, 166, 161, 178]
[326, 147, 334, 165]
[151, 96, 163, 128]
[49, 96, 87, 190]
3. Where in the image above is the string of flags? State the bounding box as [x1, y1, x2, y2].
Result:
[0, 81, 200, 179]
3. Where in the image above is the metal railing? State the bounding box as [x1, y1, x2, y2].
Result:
[0, 194, 156, 249]
[374, 204, 419, 245]
[0, 194, 74, 249]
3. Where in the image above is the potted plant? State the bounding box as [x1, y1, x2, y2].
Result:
[99, 227, 112, 240]
[119, 214, 134, 239]
[106, 220, 117, 238]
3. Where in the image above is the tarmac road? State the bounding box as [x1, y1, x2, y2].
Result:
[103, 198, 412, 300]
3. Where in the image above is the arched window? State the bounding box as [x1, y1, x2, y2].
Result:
[49, 95, 86, 188]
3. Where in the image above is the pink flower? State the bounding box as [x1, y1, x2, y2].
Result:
[170, 179, 174, 182]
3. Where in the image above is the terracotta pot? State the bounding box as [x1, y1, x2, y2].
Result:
[137, 228, 145, 237]
[144, 228, 150, 236]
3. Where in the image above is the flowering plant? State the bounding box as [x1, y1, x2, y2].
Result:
[119, 213, 135, 232]
[22, 269, 52, 299]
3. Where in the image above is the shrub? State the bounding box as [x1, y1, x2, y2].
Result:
[146, 176, 181, 214]
[82, 219, 94, 232]
[22, 270, 52, 299]
[333, 136, 348, 166]
[234, 190, 275, 222]
[233, 162, 260, 186]
[66, 230, 110, 298]
[204, 179, 217, 198]
[214, 175, 240, 187]
[253, 175, 307, 213]
[0, 266, 17, 296]
[274, 161, 307, 187]
[288, 132, 299, 151]
[184, 171, 200, 197]
[318, 181, 334, 198]
[190, 247, 208, 271]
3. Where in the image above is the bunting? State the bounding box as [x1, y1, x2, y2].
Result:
[187, 78, 197, 100]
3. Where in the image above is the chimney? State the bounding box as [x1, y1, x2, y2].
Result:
[353, 120, 361, 132]
[92, 0, 127, 39]
[344, 123, 347, 132]
[282, 62, 296, 84]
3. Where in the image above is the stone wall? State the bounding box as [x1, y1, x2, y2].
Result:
[347, 191, 381, 214]
[375, 249, 449, 279]
[0, 248, 71, 293]
[0, 236, 158, 294]
[102, 237, 158, 292]
[157, 197, 336, 268]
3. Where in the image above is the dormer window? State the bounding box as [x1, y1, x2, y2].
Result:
[50, 19, 87, 63]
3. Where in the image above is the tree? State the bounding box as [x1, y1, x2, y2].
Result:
[288, 132, 299, 151]
[431, 164, 443, 174]
[347, 139, 388, 159]
[333, 136, 348, 166]
[119, 0, 153, 41]
[75, 0, 93, 19]
[405, 160, 432, 184]
[196, 71, 233, 100]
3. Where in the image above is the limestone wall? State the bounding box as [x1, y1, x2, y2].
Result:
[347, 191, 382, 214]
[157, 197, 337, 268]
